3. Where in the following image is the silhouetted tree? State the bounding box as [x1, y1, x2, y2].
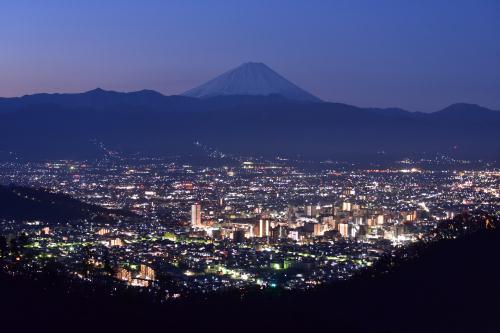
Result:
[81, 245, 93, 277]
[9, 238, 19, 256]
[17, 233, 29, 252]
[103, 249, 114, 276]
[0, 236, 7, 257]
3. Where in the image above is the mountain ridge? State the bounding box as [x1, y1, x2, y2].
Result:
[1, 88, 498, 114]
[0, 91, 498, 161]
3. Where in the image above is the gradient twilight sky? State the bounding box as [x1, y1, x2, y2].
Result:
[1, 0, 499, 111]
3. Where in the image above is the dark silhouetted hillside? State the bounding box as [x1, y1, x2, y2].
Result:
[0, 184, 133, 223]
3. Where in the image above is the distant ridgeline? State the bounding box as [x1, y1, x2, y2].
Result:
[0, 63, 498, 160]
[0, 185, 133, 223]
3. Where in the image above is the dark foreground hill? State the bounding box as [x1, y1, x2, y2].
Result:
[1, 225, 499, 332]
[0, 184, 132, 223]
[0, 89, 498, 161]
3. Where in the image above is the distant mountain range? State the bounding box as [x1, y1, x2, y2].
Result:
[0, 63, 498, 160]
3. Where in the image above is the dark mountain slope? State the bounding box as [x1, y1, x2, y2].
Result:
[0, 185, 132, 223]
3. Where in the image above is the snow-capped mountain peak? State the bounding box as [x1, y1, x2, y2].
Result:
[182, 62, 321, 102]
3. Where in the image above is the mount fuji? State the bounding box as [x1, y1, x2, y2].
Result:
[182, 62, 321, 102]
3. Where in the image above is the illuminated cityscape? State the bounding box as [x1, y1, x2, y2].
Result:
[1, 155, 497, 300]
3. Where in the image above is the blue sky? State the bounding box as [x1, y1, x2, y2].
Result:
[1, 0, 499, 111]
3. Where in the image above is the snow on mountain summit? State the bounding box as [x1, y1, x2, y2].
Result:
[182, 62, 321, 102]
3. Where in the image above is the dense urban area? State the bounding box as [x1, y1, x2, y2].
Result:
[0, 153, 498, 301]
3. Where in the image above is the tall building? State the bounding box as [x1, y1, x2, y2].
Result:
[406, 210, 418, 221]
[110, 238, 124, 247]
[287, 204, 297, 222]
[354, 217, 364, 225]
[257, 219, 270, 237]
[338, 223, 351, 238]
[305, 205, 317, 217]
[271, 225, 288, 239]
[140, 264, 156, 281]
[191, 203, 201, 226]
[116, 267, 132, 282]
[313, 223, 322, 236]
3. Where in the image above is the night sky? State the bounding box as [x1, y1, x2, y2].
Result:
[1, 0, 499, 111]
